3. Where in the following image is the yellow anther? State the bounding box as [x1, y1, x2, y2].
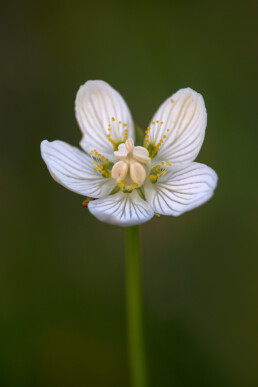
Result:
[149, 160, 170, 183]
[118, 180, 126, 188]
[143, 121, 171, 157]
[117, 177, 139, 192]
[107, 118, 129, 150]
[171, 98, 174, 102]
[91, 148, 111, 179]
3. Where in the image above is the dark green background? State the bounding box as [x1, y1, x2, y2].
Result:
[1, 1, 257, 386]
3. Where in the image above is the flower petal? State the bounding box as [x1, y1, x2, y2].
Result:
[88, 190, 154, 226]
[149, 88, 207, 164]
[41, 140, 116, 198]
[75, 80, 134, 159]
[145, 162, 218, 216]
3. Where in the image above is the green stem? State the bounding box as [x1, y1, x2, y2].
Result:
[125, 226, 148, 387]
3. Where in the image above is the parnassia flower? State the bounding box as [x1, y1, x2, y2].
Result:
[41, 80, 218, 226]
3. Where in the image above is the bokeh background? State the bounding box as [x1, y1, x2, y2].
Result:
[1, 1, 258, 386]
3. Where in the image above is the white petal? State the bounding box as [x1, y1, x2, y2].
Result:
[145, 162, 218, 216]
[88, 190, 154, 226]
[75, 80, 134, 159]
[41, 140, 116, 198]
[149, 88, 207, 164]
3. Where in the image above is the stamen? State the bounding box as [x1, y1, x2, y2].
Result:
[90, 150, 111, 178]
[143, 120, 171, 159]
[107, 116, 129, 150]
[149, 162, 172, 184]
[117, 180, 138, 193]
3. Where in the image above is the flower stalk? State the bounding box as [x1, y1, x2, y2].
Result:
[125, 226, 148, 387]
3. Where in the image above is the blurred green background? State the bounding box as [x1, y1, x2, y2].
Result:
[1, 1, 258, 386]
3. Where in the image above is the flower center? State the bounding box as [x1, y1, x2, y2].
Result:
[90, 117, 173, 193]
[111, 138, 151, 192]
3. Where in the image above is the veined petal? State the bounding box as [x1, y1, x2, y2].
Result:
[41, 140, 116, 198]
[75, 80, 134, 159]
[149, 88, 207, 164]
[88, 190, 154, 226]
[145, 162, 218, 216]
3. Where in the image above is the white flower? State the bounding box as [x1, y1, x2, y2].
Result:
[41, 80, 218, 226]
